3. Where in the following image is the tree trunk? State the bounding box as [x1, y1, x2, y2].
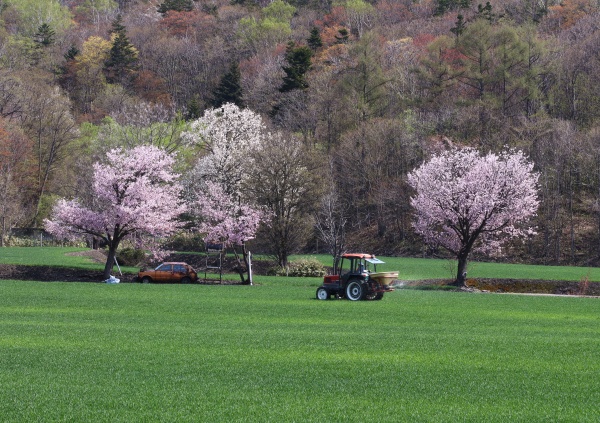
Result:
[454, 253, 469, 287]
[232, 245, 250, 285]
[103, 241, 118, 280]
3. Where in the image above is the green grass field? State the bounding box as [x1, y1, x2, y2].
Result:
[1, 279, 600, 422]
[2, 248, 600, 421]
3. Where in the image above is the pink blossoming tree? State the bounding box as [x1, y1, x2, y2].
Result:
[408, 148, 539, 287]
[193, 181, 266, 284]
[45, 146, 185, 280]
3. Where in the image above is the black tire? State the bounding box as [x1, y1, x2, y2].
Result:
[346, 280, 366, 301]
[365, 281, 384, 301]
[316, 287, 330, 300]
[141, 276, 152, 284]
[181, 277, 191, 284]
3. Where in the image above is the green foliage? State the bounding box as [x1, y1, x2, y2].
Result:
[2, 281, 600, 421]
[237, 1, 295, 52]
[4, 0, 72, 36]
[262, 0, 296, 21]
[74, 0, 118, 20]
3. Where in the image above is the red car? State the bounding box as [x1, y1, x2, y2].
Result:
[137, 262, 198, 284]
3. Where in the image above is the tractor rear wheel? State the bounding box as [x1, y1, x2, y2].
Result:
[346, 280, 366, 301]
[316, 287, 329, 300]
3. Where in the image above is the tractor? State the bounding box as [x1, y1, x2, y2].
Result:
[316, 253, 398, 301]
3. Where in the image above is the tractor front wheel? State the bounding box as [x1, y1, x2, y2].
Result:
[346, 280, 366, 301]
[316, 287, 330, 300]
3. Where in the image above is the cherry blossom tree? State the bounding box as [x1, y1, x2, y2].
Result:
[45, 146, 185, 280]
[193, 181, 266, 284]
[408, 148, 539, 287]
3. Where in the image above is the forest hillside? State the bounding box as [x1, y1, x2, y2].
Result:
[1, 0, 599, 266]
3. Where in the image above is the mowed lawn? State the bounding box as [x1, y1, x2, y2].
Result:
[1, 278, 600, 422]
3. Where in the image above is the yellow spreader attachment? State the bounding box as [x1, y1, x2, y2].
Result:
[370, 272, 399, 287]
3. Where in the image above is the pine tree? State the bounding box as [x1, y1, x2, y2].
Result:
[211, 62, 244, 108]
[157, 0, 194, 15]
[335, 28, 349, 43]
[450, 14, 466, 37]
[104, 15, 138, 86]
[307, 27, 323, 51]
[186, 96, 202, 120]
[280, 42, 313, 92]
[33, 23, 55, 47]
[64, 45, 79, 61]
[476, 2, 496, 22]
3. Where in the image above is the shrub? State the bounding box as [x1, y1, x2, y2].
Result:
[274, 257, 327, 277]
[116, 248, 146, 266]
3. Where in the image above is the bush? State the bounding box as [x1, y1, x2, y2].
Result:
[116, 248, 146, 266]
[162, 232, 205, 251]
[274, 257, 327, 277]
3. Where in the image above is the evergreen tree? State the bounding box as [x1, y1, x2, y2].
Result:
[64, 45, 79, 61]
[211, 62, 244, 108]
[33, 23, 55, 47]
[434, 0, 471, 16]
[335, 28, 349, 43]
[186, 96, 202, 120]
[450, 14, 466, 37]
[104, 15, 138, 86]
[157, 0, 194, 15]
[476, 2, 497, 22]
[307, 27, 323, 51]
[280, 42, 313, 92]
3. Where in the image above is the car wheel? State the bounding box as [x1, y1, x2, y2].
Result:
[316, 287, 329, 300]
[141, 276, 151, 284]
[346, 280, 365, 301]
[181, 277, 191, 284]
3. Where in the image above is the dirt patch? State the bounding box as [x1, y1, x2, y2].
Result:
[0, 264, 107, 282]
[65, 249, 108, 264]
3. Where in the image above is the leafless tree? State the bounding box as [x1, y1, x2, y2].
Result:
[246, 132, 324, 267]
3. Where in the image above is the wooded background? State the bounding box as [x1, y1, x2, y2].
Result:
[1, 0, 600, 266]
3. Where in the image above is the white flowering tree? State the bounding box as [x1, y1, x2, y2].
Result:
[408, 148, 539, 287]
[183, 104, 269, 282]
[183, 103, 265, 196]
